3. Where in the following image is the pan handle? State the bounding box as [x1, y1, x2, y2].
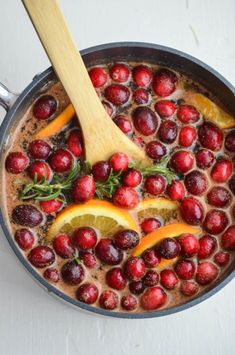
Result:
[0, 82, 18, 111]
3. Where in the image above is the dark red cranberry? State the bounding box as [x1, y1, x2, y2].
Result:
[158, 120, 178, 144]
[12, 205, 43, 227]
[67, 130, 83, 158]
[196, 262, 219, 285]
[123, 168, 142, 187]
[102, 101, 113, 117]
[198, 122, 223, 151]
[43, 268, 59, 283]
[76, 283, 99, 304]
[160, 269, 178, 289]
[110, 153, 129, 172]
[79, 251, 97, 268]
[28, 161, 52, 181]
[221, 226, 235, 250]
[106, 267, 127, 290]
[155, 100, 176, 118]
[144, 175, 166, 195]
[214, 251, 230, 266]
[177, 105, 200, 123]
[5, 152, 29, 174]
[179, 126, 197, 147]
[129, 281, 145, 295]
[121, 295, 137, 311]
[184, 170, 207, 196]
[61, 260, 85, 285]
[196, 149, 214, 169]
[180, 280, 199, 296]
[113, 229, 139, 250]
[33, 95, 57, 120]
[40, 198, 63, 214]
[28, 139, 52, 160]
[110, 63, 130, 82]
[203, 209, 228, 234]
[72, 175, 96, 202]
[53, 234, 75, 258]
[178, 233, 199, 257]
[113, 186, 139, 208]
[95, 239, 123, 265]
[170, 150, 194, 174]
[167, 180, 185, 201]
[92, 160, 111, 182]
[225, 130, 235, 152]
[99, 290, 118, 310]
[104, 84, 130, 106]
[124, 256, 146, 281]
[133, 88, 149, 104]
[28, 246, 55, 268]
[141, 286, 167, 310]
[132, 107, 158, 136]
[49, 149, 73, 173]
[211, 159, 232, 183]
[15, 229, 34, 250]
[207, 186, 231, 207]
[143, 270, 159, 286]
[157, 238, 181, 259]
[175, 259, 195, 280]
[146, 140, 167, 161]
[132, 65, 153, 88]
[153, 69, 177, 97]
[73, 227, 97, 250]
[113, 115, 132, 134]
[180, 197, 204, 225]
[142, 249, 161, 267]
[89, 67, 108, 88]
[229, 175, 235, 194]
[141, 218, 161, 234]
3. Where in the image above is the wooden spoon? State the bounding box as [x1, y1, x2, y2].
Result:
[22, 0, 147, 165]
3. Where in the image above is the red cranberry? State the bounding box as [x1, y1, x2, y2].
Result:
[95, 239, 123, 265]
[44, 268, 59, 283]
[132, 65, 153, 88]
[207, 186, 231, 208]
[12, 205, 43, 227]
[196, 149, 214, 169]
[229, 175, 235, 194]
[106, 267, 127, 290]
[33, 95, 57, 120]
[196, 262, 218, 285]
[110, 63, 130, 82]
[123, 168, 142, 187]
[175, 259, 195, 280]
[28, 140, 52, 160]
[72, 175, 96, 202]
[5, 152, 29, 174]
[133, 107, 158, 136]
[141, 218, 161, 234]
[170, 150, 194, 174]
[221, 226, 235, 250]
[104, 84, 130, 106]
[146, 140, 167, 161]
[143, 270, 159, 286]
[158, 120, 178, 144]
[203, 209, 228, 234]
[180, 197, 204, 225]
[92, 160, 111, 182]
[67, 130, 83, 158]
[89, 67, 108, 88]
[113, 229, 139, 250]
[15, 229, 34, 250]
[142, 249, 161, 267]
[180, 280, 199, 296]
[177, 104, 200, 123]
[225, 130, 235, 152]
[141, 286, 167, 310]
[153, 69, 177, 97]
[61, 260, 85, 285]
[40, 198, 63, 214]
[28, 246, 55, 268]
[211, 159, 232, 183]
[214, 251, 230, 266]
[167, 180, 185, 201]
[198, 122, 223, 151]
[28, 161, 52, 181]
[102, 101, 114, 117]
[73, 227, 97, 250]
[121, 295, 137, 311]
[184, 170, 207, 196]
[144, 175, 166, 195]
[110, 153, 129, 172]
[124, 256, 146, 281]
[155, 100, 176, 118]
[178, 233, 199, 257]
[99, 290, 118, 310]
[160, 269, 178, 289]
[76, 283, 99, 304]
[49, 149, 73, 173]
[157, 238, 181, 259]
[53, 234, 75, 259]
[79, 251, 97, 268]
[179, 126, 197, 147]
[133, 88, 149, 104]
[129, 281, 145, 295]
[113, 115, 132, 134]
[113, 186, 139, 208]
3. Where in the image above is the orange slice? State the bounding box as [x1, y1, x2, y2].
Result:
[136, 197, 178, 221]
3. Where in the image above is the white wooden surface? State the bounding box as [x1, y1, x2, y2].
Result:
[0, 1, 234, 354]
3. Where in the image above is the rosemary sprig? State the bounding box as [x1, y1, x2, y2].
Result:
[139, 158, 178, 184]
[95, 169, 122, 199]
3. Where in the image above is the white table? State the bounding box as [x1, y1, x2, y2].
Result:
[0, 1, 234, 354]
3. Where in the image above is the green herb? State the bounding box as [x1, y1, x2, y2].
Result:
[139, 158, 178, 184]
[95, 169, 122, 199]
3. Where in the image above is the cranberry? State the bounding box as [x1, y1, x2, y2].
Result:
[196, 262, 218, 285]
[15, 229, 34, 250]
[99, 290, 118, 310]
[184, 170, 207, 195]
[5, 152, 29, 174]
[110, 153, 129, 172]
[175, 260, 195, 279]
[95, 239, 123, 265]
[179, 126, 197, 147]
[141, 286, 167, 310]
[72, 175, 96, 202]
[198, 122, 223, 151]
[113, 115, 132, 134]
[61, 260, 85, 285]
[133, 107, 158, 136]
[178, 233, 199, 257]
[225, 130, 235, 152]
[28, 139, 52, 160]
[106, 267, 127, 290]
[113, 229, 139, 250]
[76, 283, 99, 304]
[123, 168, 142, 187]
[129, 281, 145, 295]
[121, 295, 137, 311]
[167, 180, 185, 201]
[113, 186, 139, 209]
[170, 151, 194, 174]
[214, 251, 230, 266]
[177, 105, 200, 123]
[133, 88, 149, 104]
[43, 267, 59, 283]
[92, 160, 111, 182]
[132, 65, 153, 88]
[203, 209, 228, 234]
[229, 175, 235, 194]
[124, 257, 146, 281]
[110, 63, 130, 82]
[104, 84, 130, 106]
[160, 269, 178, 289]
[141, 218, 161, 234]
[89, 67, 108, 88]
[143, 270, 159, 286]
[211, 159, 232, 183]
[146, 140, 167, 161]
[102, 101, 113, 117]
[40, 198, 63, 214]
[153, 69, 177, 97]
[221, 226, 235, 250]
[67, 130, 83, 158]
[180, 280, 199, 296]
[157, 238, 181, 259]
[12, 205, 43, 227]
[144, 175, 166, 195]
[73, 227, 97, 250]
[196, 149, 214, 169]
[158, 120, 178, 144]
[53, 234, 75, 258]
[79, 251, 97, 268]
[154, 100, 176, 118]
[28, 246, 55, 268]
[180, 197, 204, 225]
[28, 161, 52, 181]
[207, 186, 231, 208]
[33, 95, 57, 120]
[49, 149, 73, 173]
[142, 249, 161, 267]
